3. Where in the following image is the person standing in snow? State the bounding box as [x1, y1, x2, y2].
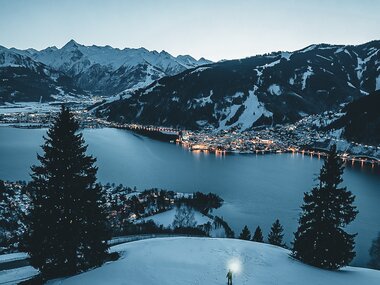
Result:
[226, 269, 233, 285]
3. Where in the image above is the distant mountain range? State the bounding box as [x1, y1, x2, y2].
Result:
[97, 40, 380, 130]
[1, 40, 380, 134]
[0, 40, 211, 103]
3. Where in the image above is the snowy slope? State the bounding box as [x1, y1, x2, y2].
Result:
[47, 237, 380, 285]
[0, 46, 40, 68]
[0, 266, 39, 284]
[0, 252, 29, 263]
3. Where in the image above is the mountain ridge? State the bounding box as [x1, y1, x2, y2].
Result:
[0, 40, 212, 103]
[97, 40, 380, 130]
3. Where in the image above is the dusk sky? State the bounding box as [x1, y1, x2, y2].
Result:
[1, 0, 379, 61]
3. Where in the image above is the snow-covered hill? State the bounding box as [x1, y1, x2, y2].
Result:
[0, 40, 212, 101]
[47, 237, 380, 285]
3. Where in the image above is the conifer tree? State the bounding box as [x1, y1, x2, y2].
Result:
[268, 219, 285, 247]
[252, 226, 264, 242]
[0, 180, 5, 198]
[26, 106, 110, 278]
[369, 232, 380, 269]
[292, 145, 358, 269]
[238, 225, 251, 240]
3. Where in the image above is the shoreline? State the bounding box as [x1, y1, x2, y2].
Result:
[1, 123, 379, 167]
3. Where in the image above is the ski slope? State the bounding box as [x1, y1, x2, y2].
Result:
[47, 237, 380, 285]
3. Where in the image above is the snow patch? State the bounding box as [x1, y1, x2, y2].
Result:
[219, 87, 272, 130]
[196, 120, 208, 126]
[268, 84, 281, 96]
[302, 66, 314, 90]
[281, 52, 292, 60]
[0, 252, 29, 263]
[194, 94, 213, 107]
[255, 68, 263, 77]
[356, 50, 379, 81]
[300, 44, 317, 53]
[142, 82, 164, 95]
[189, 66, 211, 74]
[344, 49, 352, 57]
[376, 75, 380, 91]
[316, 54, 331, 61]
[298, 111, 308, 117]
[265, 59, 280, 68]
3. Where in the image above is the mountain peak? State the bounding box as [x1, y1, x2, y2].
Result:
[62, 39, 80, 49]
[159, 50, 171, 57]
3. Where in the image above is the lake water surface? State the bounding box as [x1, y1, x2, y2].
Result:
[1, 127, 379, 267]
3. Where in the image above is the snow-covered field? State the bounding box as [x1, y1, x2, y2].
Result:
[0, 266, 39, 284]
[0, 102, 62, 115]
[137, 208, 212, 228]
[47, 237, 380, 285]
[0, 252, 29, 263]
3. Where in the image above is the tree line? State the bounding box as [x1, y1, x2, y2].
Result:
[238, 219, 285, 247]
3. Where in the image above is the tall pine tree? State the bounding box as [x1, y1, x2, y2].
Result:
[238, 225, 251, 240]
[26, 106, 110, 278]
[292, 145, 358, 269]
[252, 226, 264, 242]
[268, 219, 285, 247]
[369, 232, 380, 269]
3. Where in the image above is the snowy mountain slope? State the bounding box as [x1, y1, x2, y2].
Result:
[47, 237, 380, 285]
[5, 40, 212, 98]
[327, 90, 380, 145]
[99, 40, 380, 130]
[0, 46, 85, 103]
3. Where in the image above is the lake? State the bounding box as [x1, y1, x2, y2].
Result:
[0, 126, 379, 267]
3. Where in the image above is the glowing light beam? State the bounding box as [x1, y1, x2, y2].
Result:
[228, 258, 241, 274]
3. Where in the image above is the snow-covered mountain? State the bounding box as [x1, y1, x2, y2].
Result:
[24, 40, 210, 75]
[0, 40, 212, 102]
[0, 45, 84, 103]
[98, 40, 380, 130]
